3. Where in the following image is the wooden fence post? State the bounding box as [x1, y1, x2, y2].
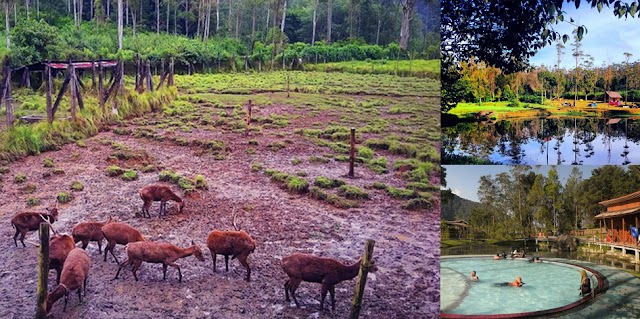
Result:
[348, 127, 355, 177]
[35, 222, 50, 319]
[69, 61, 77, 120]
[349, 239, 375, 319]
[286, 73, 290, 98]
[5, 62, 12, 128]
[45, 64, 53, 123]
[98, 59, 104, 112]
[146, 60, 154, 92]
[245, 99, 252, 137]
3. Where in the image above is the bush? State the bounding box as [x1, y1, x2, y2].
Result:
[57, 192, 72, 203]
[70, 181, 84, 191]
[121, 170, 138, 181]
[338, 185, 369, 200]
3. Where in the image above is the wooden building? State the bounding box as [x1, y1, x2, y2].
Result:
[595, 191, 640, 246]
[605, 91, 623, 106]
[444, 220, 469, 239]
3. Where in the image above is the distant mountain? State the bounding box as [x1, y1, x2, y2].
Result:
[441, 189, 481, 221]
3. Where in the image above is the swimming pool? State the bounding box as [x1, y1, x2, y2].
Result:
[441, 257, 605, 317]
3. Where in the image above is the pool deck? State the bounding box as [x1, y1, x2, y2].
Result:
[441, 256, 640, 318]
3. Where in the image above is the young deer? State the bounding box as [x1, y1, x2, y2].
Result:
[206, 210, 256, 281]
[72, 217, 113, 253]
[281, 253, 377, 312]
[11, 207, 59, 247]
[46, 248, 91, 314]
[101, 222, 145, 264]
[139, 184, 185, 218]
[49, 234, 76, 284]
[114, 240, 205, 282]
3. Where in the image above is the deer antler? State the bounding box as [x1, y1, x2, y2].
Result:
[232, 207, 240, 231]
[39, 214, 58, 235]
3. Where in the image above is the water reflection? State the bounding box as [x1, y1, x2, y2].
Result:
[442, 117, 640, 165]
[442, 244, 640, 272]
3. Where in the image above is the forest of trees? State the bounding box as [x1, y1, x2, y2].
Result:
[0, 0, 439, 69]
[450, 166, 640, 240]
[451, 43, 640, 107]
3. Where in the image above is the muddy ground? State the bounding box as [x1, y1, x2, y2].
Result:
[0, 88, 439, 318]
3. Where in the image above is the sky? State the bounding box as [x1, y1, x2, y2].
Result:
[529, 4, 640, 68]
[442, 165, 598, 202]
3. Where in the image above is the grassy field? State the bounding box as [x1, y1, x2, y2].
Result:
[304, 59, 440, 79]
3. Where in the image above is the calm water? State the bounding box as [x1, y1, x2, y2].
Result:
[442, 117, 640, 165]
[441, 258, 592, 315]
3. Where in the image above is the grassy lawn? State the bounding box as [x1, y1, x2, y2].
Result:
[304, 59, 440, 79]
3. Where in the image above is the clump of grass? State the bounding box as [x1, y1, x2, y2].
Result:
[389, 141, 418, 157]
[291, 158, 302, 165]
[70, 181, 84, 191]
[309, 156, 330, 164]
[121, 170, 138, 181]
[14, 173, 27, 183]
[366, 157, 388, 174]
[371, 182, 387, 190]
[107, 165, 124, 177]
[0, 166, 9, 174]
[403, 197, 433, 210]
[141, 164, 156, 173]
[113, 127, 132, 135]
[386, 186, 417, 199]
[52, 167, 65, 175]
[246, 148, 256, 155]
[27, 197, 40, 206]
[357, 147, 374, 159]
[76, 140, 87, 148]
[309, 186, 328, 200]
[248, 140, 259, 146]
[338, 185, 369, 200]
[267, 141, 286, 152]
[251, 163, 263, 172]
[194, 175, 208, 190]
[57, 192, 72, 203]
[334, 155, 349, 162]
[326, 194, 359, 208]
[296, 171, 308, 177]
[314, 176, 345, 189]
[21, 183, 37, 194]
[43, 157, 54, 167]
[364, 138, 390, 150]
[270, 172, 291, 183]
[407, 182, 435, 191]
[159, 170, 181, 183]
[286, 177, 309, 194]
[178, 177, 194, 191]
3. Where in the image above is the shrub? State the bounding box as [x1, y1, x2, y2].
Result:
[122, 170, 138, 181]
[286, 177, 309, 194]
[57, 192, 72, 203]
[14, 173, 27, 183]
[338, 185, 369, 200]
[43, 157, 54, 167]
[107, 165, 124, 177]
[314, 176, 345, 189]
[70, 181, 84, 191]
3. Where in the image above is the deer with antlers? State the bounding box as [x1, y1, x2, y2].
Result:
[206, 209, 256, 281]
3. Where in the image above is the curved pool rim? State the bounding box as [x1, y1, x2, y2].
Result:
[440, 255, 609, 319]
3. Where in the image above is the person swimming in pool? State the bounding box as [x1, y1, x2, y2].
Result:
[470, 270, 479, 281]
[495, 276, 524, 287]
[494, 253, 502, 260]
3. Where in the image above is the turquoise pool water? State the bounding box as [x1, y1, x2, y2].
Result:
[441, 257, 594, 315]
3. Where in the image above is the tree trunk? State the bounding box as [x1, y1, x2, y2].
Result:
[25, 0, 28, 19]
[117, 0, 123, 50]
[156, 0, 160, 33]
[73, 0, 78, 26]
[204, 0, 211, 39]
[399, 0, 415, 50]
[107, 0, 110, 19]
[216, 0, 219, 32]
[227, 0, 232, 36]
[235, 2, 239, 39]
[131, 9, 136, 37]
[250, 2, 255, 53]
[327, 0, 332, 43]
[280, 0, 286, 32]
[4, 2, 9, 49]
[166, 0, 170, 32]
[311, 0, 317, 46]
[197, 0, 202, 38]
[185, 0, 189, 37]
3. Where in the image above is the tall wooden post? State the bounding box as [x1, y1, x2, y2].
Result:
[146, 60, 154, 92]
[98, 60, 104, 112]
[168, 57, 174, 86]
[69, 62, 77, 120]
[35, 222, 50, 319]
[4, 62, 12, 128]
[348, 128, 355, 177]
[245, 100, 252, 137]
[349, 239, 375, 319]
[45, 65, 53, 123]
[91, 58, 97, 88]
[286, 73, 290, 98]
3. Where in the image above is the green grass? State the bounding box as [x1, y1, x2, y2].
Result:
[304, 59, 440, 79]
[447, 101, 552, 117]
[194, 175, 208, 190]
[70, 181, 84, 191]
[107, 165, 124, 177]
[286, 177, 309, 194]
[314, 176, 345, 189]
[366, 156, 388, 174]
[121, 169, 139, 181]
[57, 192, 72, 204]
[26, 197, 40, 206]
[159, 170, 181, 183]
[357, 147, 374, 159]
[14, 173, 26, 183]
[43, 157, 54, 167]
[338, 185, 369, 200]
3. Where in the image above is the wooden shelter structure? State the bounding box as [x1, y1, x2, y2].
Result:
[595, 190, 640, 246]
[444, 220, 469, 239]
[604, 91, 622, 106]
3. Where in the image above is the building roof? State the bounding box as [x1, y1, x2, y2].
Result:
[599, 190, 640, 207]
[605, 91, 623, 99]
[16, 60, 118, 72]
[445, 220, 468, 228]
[594, 207, 640, 219]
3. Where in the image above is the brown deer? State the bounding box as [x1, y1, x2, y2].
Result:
[139, 184, 185, 218]
[114, 240, 205, 282]
[206, 210, 256, 281]
[11, 206, 59, 247]
[49, 234, 76, 284]
[72, 217, 113, 253]
[281, 253, 377, 312]
[101, 222, 145, 264]
[46, 248, 91, 313]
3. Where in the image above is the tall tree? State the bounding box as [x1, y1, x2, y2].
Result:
[326, 0, 332, 43]
[624, 52, 633, 104]
[399, 0, 415, 50]
[4, 0, 10, 49]
[571, 33, 583, 106]
[544, 167, 563, 234]
[311, 0, 317, 45]
[117, 0, 123, 50]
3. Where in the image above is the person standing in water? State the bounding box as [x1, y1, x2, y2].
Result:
[579, 270, 591, 296]
[470, 270, 479, 281]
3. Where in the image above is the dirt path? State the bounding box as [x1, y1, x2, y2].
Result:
[0, 92, 439, 319]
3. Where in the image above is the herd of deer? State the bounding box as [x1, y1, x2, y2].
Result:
[9, 183, 377, 315]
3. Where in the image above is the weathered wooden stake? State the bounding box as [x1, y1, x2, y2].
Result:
[134, 55, 140, 90]
[245, 100, 253, 137]
[52, 71, 71, 116]
[98, 60, 104, 112]
[4, 64, 13, 128]
[91, 58, 97, 88]
[348, 127, 355, 177]
[286, 73, 290, 98]
[45, 65, 53, 123]
[168, 57, 174, 86]
[35, 222, 50, 319]
[69, 62, 78, 120]
[75, 77, 85, 110]
[349, 239, 375, 319]
[146, 60, 154, 92]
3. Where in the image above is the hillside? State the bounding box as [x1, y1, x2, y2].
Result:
[441, 189, 480, 221]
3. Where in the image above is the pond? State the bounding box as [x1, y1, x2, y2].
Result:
[442, 117, 640, 165]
